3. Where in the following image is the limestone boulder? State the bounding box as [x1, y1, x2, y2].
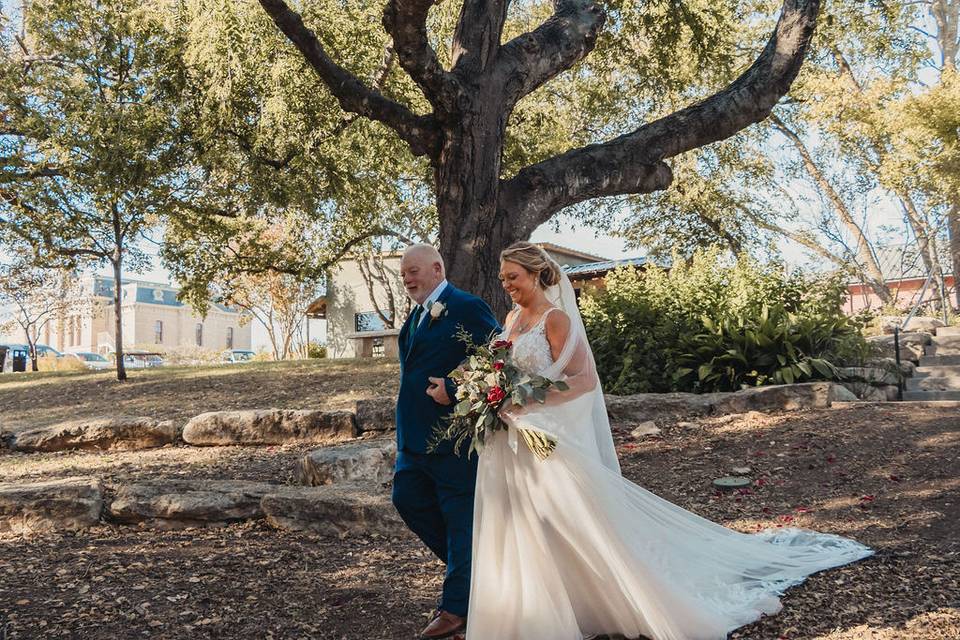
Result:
[837, 366, 901, 386]
[108, 480, 279, 529]
[604, 393, 716, 423]
[0, 477, 103, 535]
[355, 397, 396, 433]
[262, 483, 403, 538]
[867, 333, 930, 363]
[182, 410, 356, 446]
[710, 382, 835, 414]
[840, 382, 888, 402]
[606, 382, 850, 423]
[866, 357, 915, 377]
[882, 385, 901, 401]
[829, 384, 859, 402]
[881, 316, 946, 334]
[7, 417, 179, 453]
[297, 438, 396, 486]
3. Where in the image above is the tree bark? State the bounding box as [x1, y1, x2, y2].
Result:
[948, 203, 960, 308]
[111, 206, 127, 382]
[931, 0, 959, 70]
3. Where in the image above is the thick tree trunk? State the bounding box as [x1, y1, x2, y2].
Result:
[435, 98, 517, 320]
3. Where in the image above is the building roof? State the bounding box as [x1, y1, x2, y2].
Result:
[562, 256, 652, 279]
[91, 276, 238, 313]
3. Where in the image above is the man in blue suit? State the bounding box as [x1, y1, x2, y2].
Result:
[393, 244, 500, 640]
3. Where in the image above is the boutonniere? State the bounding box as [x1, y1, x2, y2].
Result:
[427, 300, 447, 327]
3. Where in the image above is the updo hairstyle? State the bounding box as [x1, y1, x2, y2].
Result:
[500, 241, 562, 289]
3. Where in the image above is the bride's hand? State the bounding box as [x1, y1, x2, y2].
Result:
[499, 402, 527, 423]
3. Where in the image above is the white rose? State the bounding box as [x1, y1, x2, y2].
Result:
[430, 301, 445, 319]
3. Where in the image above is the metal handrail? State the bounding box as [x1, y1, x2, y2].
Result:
[893, 266, 939, 401]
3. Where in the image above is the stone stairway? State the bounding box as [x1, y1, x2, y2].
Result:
[904, 325, 960, 400]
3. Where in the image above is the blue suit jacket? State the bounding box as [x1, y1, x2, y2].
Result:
[396, 284, 501, 455]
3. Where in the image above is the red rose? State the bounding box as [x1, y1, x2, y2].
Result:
[491, 339, 513, 350]
[493, 361, 504, 371]
[486, 386, 506, 404]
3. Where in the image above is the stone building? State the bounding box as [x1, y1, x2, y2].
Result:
[43, 275, 251, 354]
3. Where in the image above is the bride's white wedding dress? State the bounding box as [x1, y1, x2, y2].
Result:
[465, 275, 873, 640]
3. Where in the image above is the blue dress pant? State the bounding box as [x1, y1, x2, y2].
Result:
[392, 449, 478, 617]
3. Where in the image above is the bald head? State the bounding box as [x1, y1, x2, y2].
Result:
[400, 244, 445, 305]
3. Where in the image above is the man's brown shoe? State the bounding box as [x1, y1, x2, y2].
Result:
[419, 610, 466, 639]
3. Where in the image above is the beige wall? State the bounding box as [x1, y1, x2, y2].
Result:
[327, 255, 409, 359]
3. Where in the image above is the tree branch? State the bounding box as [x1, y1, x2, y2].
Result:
[451, 0, 509, 75]
[500, 0, 821, 236]
[0, 166, 62, 181]
[494, 0, 606, 109]
[257, 0, 441, 158]
[382, 0, 459, 109]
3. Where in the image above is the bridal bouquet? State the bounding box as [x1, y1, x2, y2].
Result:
[429, 328, 568, 460]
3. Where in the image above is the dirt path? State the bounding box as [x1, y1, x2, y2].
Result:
[1, 403, 958, 639]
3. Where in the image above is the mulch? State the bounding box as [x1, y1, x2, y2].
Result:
[1, 403, 958, 639]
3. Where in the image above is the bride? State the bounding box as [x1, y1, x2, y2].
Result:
[465, 241, 873, 640]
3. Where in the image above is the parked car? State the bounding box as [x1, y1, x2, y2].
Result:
[67, 351, 113, 371]
[34, 344, 63, 358]
[117, 350, 165, 369]
[0, 344, 30, 372]
[222, 349, 256, 363]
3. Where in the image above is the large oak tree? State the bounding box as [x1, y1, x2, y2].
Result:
[257, 0, 820, 313]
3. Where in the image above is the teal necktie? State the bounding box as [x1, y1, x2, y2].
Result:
[407, 305, 423, 358]
[410, 304, 423, 329]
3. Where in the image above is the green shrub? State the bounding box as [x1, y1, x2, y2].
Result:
[581, 249, 870, 394]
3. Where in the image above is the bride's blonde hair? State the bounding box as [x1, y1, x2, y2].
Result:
[500, 241, 562, 289]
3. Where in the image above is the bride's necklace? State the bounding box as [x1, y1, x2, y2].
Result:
[513, 306, 549, 335]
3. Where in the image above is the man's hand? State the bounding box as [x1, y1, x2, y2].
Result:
[426, 376, 452, 405]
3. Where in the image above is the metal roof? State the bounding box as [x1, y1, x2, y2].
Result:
[562, 256, 652, 277]
[91, 276, 238, 313]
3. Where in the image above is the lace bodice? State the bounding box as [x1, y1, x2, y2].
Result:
[501, 308, 557, 375]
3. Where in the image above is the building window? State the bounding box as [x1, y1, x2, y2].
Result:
[195, 323, 203, 346]
[154, 320, 163, 344]
[226, 327, 234, 349]
[355, 311, 390, 333]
